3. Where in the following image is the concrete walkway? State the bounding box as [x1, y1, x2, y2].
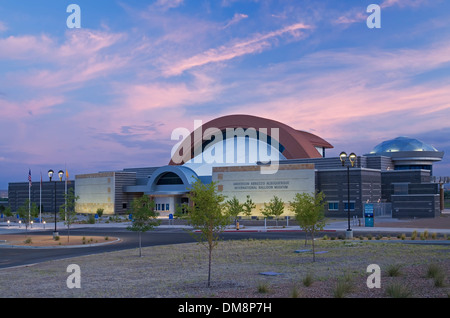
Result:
[1, 217, 450, 235]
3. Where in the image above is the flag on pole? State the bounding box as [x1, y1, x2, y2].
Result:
[28, 169, 32, 187]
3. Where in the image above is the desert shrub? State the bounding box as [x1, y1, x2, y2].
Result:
[257, 282, 270, 293]
[302, 273, 314, 287]
[387, 264, 402, 277]
[386, 282, 412, 298]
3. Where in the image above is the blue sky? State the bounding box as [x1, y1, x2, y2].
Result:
[0, 0, 450, 189]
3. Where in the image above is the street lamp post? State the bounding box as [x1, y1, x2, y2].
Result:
[340, 152, 357, 239]
[48, 169, 64, 238]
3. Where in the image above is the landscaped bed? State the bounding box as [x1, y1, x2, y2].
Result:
[0, 239, 448, 298]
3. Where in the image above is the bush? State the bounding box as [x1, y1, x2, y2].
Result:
[257, 282, 270, 293]
[427, 264, 446, 287]
[333, 279, 352, 298]
[386, 283, 412, 298]
[302, 273, 314, 287]
[387, 264, 402, 277]
[411, 230, 417, 240]
[96, 208, 104, 217]
[87, 214, 95, 224]
[333, 274, 353, 298]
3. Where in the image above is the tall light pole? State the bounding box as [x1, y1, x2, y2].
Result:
[340, 152, 357, 239]
[48, 169, 64, 238]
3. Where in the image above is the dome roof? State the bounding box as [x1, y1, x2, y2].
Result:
[370, 136, 438, 154]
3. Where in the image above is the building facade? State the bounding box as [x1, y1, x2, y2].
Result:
[7, 115, 447, 219]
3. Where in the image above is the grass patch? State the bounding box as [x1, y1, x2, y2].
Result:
[302, 273, 314, 287]
[257, 282, 270, 294]
[427, 263, 447, 287]
[386, 264, 402, 277]
[386, 282, 412, 298]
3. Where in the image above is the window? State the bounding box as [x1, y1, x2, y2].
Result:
[122, 203, 127, 209]
[156, 172, 183, 185]
[166, 203, 170, 211]
[344, 202, 355, 211]
[328, 202, 339, 211]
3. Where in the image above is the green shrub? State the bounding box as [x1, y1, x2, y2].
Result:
[434, 273, 446, 287]
[257, 282, 270, 293]
[302, 273, 314, 287]
[87, 214, 95, 224]
[290, 286, 299, 298]
[333, 274, 353, 298]
[386, 283, 412, 298]
[427, 264, 446, 287]
[387, 264, 402, 277]
[333, 279, 352, 298]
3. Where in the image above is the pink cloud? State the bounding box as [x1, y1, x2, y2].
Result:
[0, 95, 65, 118]
[164, 22, 312, 76]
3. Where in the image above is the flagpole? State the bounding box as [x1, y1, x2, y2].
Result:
[65, 165, 67, 222]
[28, 169, 31, 227]
[40, 171, 42, 224]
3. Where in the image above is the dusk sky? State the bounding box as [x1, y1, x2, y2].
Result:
[1, 0, 449, 189]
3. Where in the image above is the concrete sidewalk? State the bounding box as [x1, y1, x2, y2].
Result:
[1, 218, 450, 235]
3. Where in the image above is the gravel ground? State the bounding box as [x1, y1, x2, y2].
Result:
[0, 238, 448, 298]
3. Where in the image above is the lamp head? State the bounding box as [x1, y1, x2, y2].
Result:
[349, 152, 357, 167]
[58, 170, 64, 181]
[339, 152, 347, 166]
[48, 169, 54, 181]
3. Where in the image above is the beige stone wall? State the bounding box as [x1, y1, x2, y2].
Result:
[75, 172, 116, 214]
[212, 163, 315, 217]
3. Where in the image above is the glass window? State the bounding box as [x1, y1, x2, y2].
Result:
[156, 172, 183, 185]
[328, 202, 339, 211]
[344, 202, 355, 211]
[166, 203, 170, 211]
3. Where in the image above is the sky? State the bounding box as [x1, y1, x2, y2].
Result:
[0, 0, 449, 189]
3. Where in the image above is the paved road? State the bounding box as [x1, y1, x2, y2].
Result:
[0, 226, 306, 269]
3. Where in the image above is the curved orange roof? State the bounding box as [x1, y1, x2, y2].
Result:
[169, 114, 333, 165]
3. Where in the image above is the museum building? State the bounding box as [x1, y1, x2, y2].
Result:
[8, 115, 446, 219]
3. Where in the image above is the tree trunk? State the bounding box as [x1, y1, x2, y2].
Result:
[139, 231, 142, 257]
[208, 244, 212, 288]
[312, 231, 315, 262]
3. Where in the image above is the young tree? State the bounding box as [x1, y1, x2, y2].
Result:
[17, 199, 38, 232]
[127, 195, 160, 257]
[242, 195, 256, 218]
[261, 195, 285, 227]
[184, 178, 229, 287]
[290, 192, 326, 262]
[226, 196, 243, 225]
[59, 188, 79, 242]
